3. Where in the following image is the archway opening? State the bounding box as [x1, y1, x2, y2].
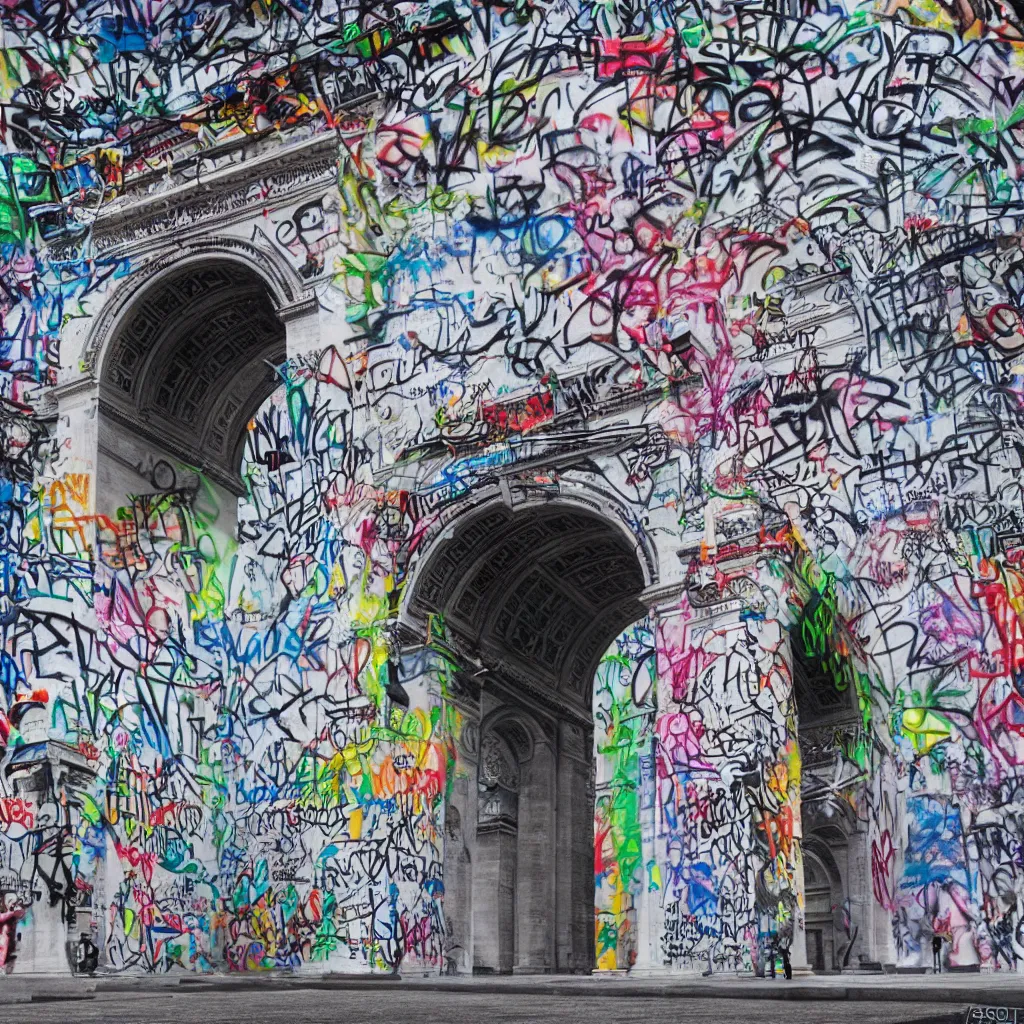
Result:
[95, 259, 287, 544]
[792, 643, 860, 973]
[801, 833, 848, 972]
[408, 500, 648, 974]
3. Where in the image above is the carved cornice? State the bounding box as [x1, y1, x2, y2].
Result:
[279, 296, 322, 323]
[50, 375, 100, 405]
[639, 580, 688, 610]
[48, 133, 341, 261]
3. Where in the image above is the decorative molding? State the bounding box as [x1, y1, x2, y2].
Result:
[639, 580, 688, 610]
[687, 574, 763, 609]
[479, 732, 520, 792]
[107, 82, 379, 202]
[94, 135, 338, 258]
[50, 376, 100, 406]
[279, 296, 322, 323]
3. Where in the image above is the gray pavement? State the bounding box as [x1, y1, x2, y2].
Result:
[0, 986, 968, 1024]
[0, 971, 1015, 1022]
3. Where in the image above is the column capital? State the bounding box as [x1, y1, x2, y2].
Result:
[639, 580, 687, 615]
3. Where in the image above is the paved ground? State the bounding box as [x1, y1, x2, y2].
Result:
[0, 988, 967, 1024]
[0, 971, 1016, 1023]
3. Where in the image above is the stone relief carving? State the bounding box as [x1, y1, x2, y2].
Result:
[479, 733, 519, 793]
[48, 138, 339, 264]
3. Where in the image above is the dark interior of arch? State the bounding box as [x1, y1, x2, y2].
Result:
[791, 643, 856, 727]
[100, 260, 287, 492]
[413, 503, 647, 703]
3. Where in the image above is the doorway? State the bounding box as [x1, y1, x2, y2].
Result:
[807, 928, 826, 972]
[803, 850, 837, 971]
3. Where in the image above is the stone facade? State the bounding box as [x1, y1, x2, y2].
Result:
[3, 0, 1024, 981]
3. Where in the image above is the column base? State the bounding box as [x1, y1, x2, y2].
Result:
[624, 965, 674, 977]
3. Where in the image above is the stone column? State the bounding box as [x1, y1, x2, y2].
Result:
[628, 584, 687, 975]
[555, 721, 594, 973]
[638, 550, 805, 977]
[473, 728, 521, 974]
[862, 825, 898, 969]
[790, 848, 810, 974]
[444, 667, 484, 976]
[628, 731, 663, 974]
[49, 374, 101, 561]
[785, 631, 810, 976]
[281, 298, 322, 361]
[473, 821, 517, 973]
[442, 688, 479, 976]
[514, 735, 556, 973]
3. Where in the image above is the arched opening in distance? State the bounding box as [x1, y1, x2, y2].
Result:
[801, 833, 848, 972]
[408, 500, 648, 974]
[95, 260, 287, 539]
[792, 643, 860, 972]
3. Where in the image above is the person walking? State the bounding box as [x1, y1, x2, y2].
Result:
[780, 943, 792, 980]
[932, 934, 943, 973]
[76, 932, 99, 976]
[0, 895, 24, 974]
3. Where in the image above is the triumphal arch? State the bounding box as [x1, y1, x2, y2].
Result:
[4, 1, 1023, 981]
[18, 116, 878, 979]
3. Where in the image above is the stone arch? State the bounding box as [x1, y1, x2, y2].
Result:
[82, 236, 309, 379]
[79, 238, 316, 524]
[802, 831, 849, 972]
[403, 481, 657, 606]
[98, 259, 285, 492]
[401, 487, 655, 704]
[402, 487, 653, 974]
[478, 705, 543, 767]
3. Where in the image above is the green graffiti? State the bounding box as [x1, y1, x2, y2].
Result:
[593, 622, 655, 971]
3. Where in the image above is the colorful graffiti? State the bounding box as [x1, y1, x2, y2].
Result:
[3, 0, 1024, 979]
[594, 620, 657, 971]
